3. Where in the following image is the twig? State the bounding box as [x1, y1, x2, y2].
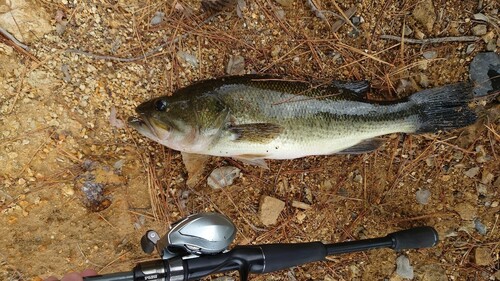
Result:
[331, 6, 356, 32]
[306, 0, 327, 21]
[0, 27, 30, 51]
[379, 35, 480, 44]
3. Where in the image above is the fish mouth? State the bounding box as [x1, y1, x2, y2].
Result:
[128, 115, 159, 139]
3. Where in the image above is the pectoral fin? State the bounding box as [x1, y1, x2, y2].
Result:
[336, 139, 385, 154]
[181, 152, 210, 187]
[228, 123, 283, 143]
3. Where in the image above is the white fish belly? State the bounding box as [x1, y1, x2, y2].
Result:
[207, 121, 416, 159]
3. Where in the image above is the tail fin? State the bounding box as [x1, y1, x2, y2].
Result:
[410, 82, 477, 133]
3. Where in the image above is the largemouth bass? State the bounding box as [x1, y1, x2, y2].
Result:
[128, 75, 476, 166]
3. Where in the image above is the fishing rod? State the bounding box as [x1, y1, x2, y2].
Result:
[84, 213, 438, 281]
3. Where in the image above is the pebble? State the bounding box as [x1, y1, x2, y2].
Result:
[472, 13, 489, 22]
[226, 55, 245, 76]
[416, 189, 431, 205]
[412, 0, 435, 32]
[465, 44, 475, 54]
[486, 39, 496, 51]
[464, 167, 479, 178]
[469, 52, 500, 97]
[422, 50, 437, 60]
[259, 196, 285, 226]
[207, 166, 241, 189]
[403, 25, 413, 36]
[477, 184, 487, 195]
[150, 11, 165, 26]
[418, 73, 429, 88]
[61, 64, 71, 83]
[395, 255, 414, 279]
[274, 7, 285, 20]
[474, 247, 493, 266]
[472, 24, 487, 36]
[292, 200, 311, 210]
[424, 156, 434, 167]
[353, 174, 363, 183]
[481, 172, 494, 185]
[176, 51, 198, 68]
[474, 218, 487, 235]
[494, 176, 500, 188]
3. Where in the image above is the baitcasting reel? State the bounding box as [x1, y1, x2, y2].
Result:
[140, 213, 237, 259]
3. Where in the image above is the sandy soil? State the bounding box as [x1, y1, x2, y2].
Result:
[0, 0, 499, 280]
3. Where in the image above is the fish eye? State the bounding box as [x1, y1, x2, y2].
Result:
[155, 99, 168, 111]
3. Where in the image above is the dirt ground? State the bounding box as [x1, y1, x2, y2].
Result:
[0, 0, 499, 280]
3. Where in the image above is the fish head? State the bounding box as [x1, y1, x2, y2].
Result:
[128, 94, 228, 152]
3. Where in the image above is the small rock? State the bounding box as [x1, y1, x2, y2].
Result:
[396, 255, 414, 279]
[403, 25, 413, 36]
[259, 196, 285, 226]
[422, 50, 437, 60]
[469, 52, 500, 97]
[486, 39, 497, 51]
[271, 45, 281, 58]
[455, 202, 476, 220]
[466, 44, 475, 54]
[109, 106, 125, 129]
[474, 247, 493, 266]
[274, 7, 285, 19]
[419, 73, 429, 88]
[425, 156, 434, 167]
[226, 55, 245, 75]
[61, 64, 71, 83]
[207, 166, 241, 189]
[477, 184, 487, 195]
[353, 174, 363, 183]
[474, 218, 487, 235]
[292, 200, 311, 210]
[176, 51, 198, 68]
[492, 201, 499, 208]
[494, 270, 500, 280]
[472, 13, 489, 22]
[482, 31, 495, 44]
[464, 167, 480, 178]
[351, 16, 363, 26]
[150, 11, 165, 25]
[452, 151, 464, 161]
[481, 172, 494, 185]
[412, 0, 436, 32]
[472, 25, 487, 36]
[494, 176, 500, 188]
[295, 212, 306, 224]
[416, 189, 431, 205]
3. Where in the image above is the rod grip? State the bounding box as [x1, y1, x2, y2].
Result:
[259, 242, 327, 273]
[388, 226, 439, 251]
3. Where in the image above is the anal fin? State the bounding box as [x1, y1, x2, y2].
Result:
[233, 154, 269, 169]
[336, 139, 385, 154]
